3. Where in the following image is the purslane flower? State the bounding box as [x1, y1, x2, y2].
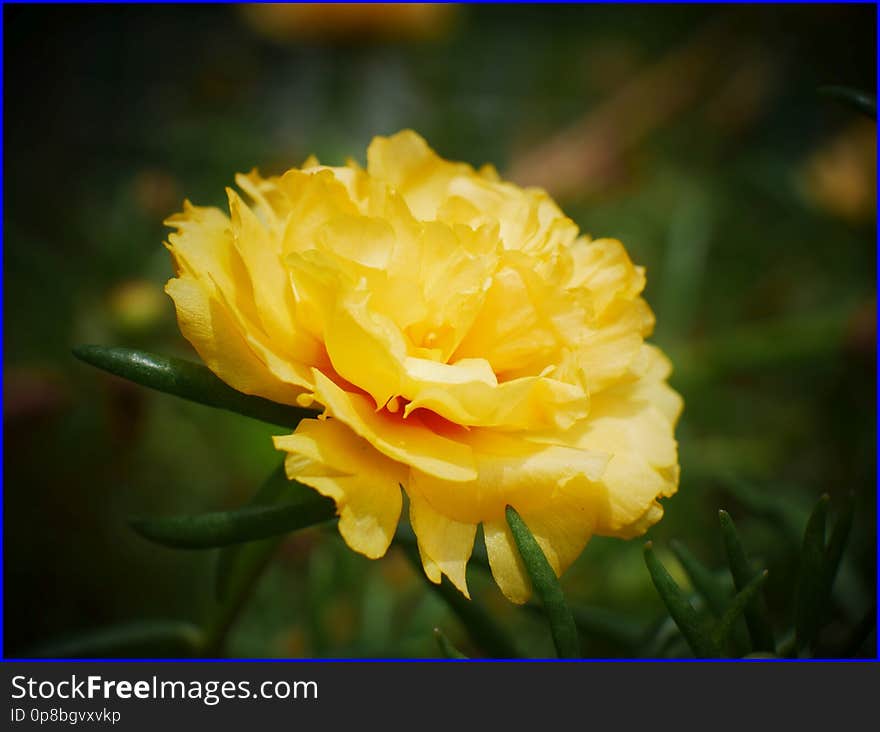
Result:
[164, 130, 682, 603]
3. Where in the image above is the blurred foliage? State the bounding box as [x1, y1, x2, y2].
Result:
[3, 4, 875, 658]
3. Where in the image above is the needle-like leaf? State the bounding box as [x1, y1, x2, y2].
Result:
[433, 628, 469, 659]
[718, 510, 775, 653]
[73, 345, 317, 428]
[505, 506, 580, 659]
[795, 494, 830, 652]
[22, 620, 203, 659]
[130, 481, 335, 549]
[823, 494, 854, 592]
[818, 85, 877, 118]
[712, 570, 770, 649]
[644, 542, 721, 658]
[670, 539, 730, 617]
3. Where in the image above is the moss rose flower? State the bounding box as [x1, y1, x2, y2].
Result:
[164, 130, 682, 603]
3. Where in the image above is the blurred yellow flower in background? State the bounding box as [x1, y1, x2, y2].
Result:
[800, 119, 876, 224]
[107, 279, 167, 334]
[240, 3, 456, 43]
[164, 131, 682, 603]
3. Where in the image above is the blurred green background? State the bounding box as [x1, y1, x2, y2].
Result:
[3, 3, 876, 658]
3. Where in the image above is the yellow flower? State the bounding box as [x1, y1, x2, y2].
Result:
[164, 130, 682, 603]
[240, 3, 456, 43]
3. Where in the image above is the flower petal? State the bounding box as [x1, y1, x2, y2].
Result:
[515, 476, 598, 577]
[226, 188, 299, 348]
[407, 489, 476, 598]
[165, 276, 303, 405]
[453, 263, 559, 375]
[401, 356, 589, 431]
[311, 369, 478, 482]
[483, 518, 531, 604]
[483, 476, 599, 604]
[274, 418, 405, 558]
[570, 351, 681, 536]
[569, 237, 646, 315]
[165, 201, 261, 328]
[367, 130, 472, 220]
[576, 297, 656, 392]
[324, 290, 408, 409]
[409, 430, 608, 524]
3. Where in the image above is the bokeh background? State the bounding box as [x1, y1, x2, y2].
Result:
[3, 3, 876, 658]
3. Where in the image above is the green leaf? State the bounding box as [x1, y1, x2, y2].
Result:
[643, 542, 721, 658]
[670, 539, 750, 655]
[818, 85, 877, 118]
[130, 484, 336, 550]
[712, 570, 769, 650]
[433, 628, 468, 659]
[776, 628, 797, 659]
[73, 345, 316, 428]
[842, 606, 876, 657]
[718, 510, 775, 653]
[669, 539, 730, 617]
[505, 506, 580, 659]
[795, 494, 830, 652]
[400, 542, 520, 659]
[824, 494, 854, 591]
[23, 620, 203, 659]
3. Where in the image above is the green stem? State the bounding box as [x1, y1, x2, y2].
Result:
[200, 535, 285, 657]
[200, 466, 333, 656]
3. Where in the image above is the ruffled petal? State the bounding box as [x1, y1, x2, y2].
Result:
[516, 476, 598, 577]
[324, 290, 408, 409]
[280, 168, 361, 256]
[226, 188, 298, 347]
[367, 129, 473, 221]
[482, 475, 599, 604]
[165, 201, 261, 327]
[627, 345, 685, 424]
[274, 418, 406, 558]
[444, 174, 578, 257]
[407, 489, 476, 597]
[568, 237, 646, 315]
[483, 518, 531, 604]
[234, 169, 291, 232]
[165, 276, 303, 405]
[406, 220, 498, 360]
[576, 297, 656, 392]
[453, 263, 559, 375]
[570, 348, 681, 537]
[311, 369, 477, 482]
[409, 430, 608, 525]
[400, 356, 589, 431]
